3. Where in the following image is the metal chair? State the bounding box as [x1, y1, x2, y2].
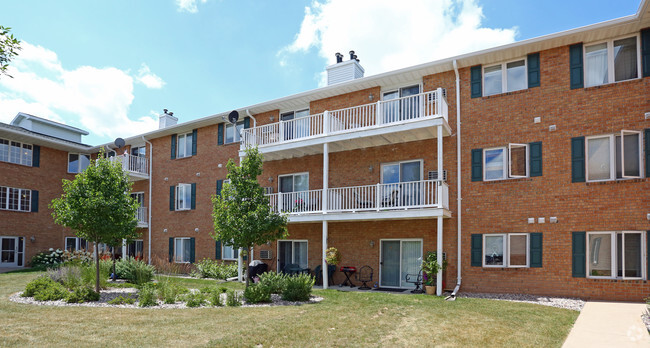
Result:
[355, 265, 373, 290]
[405, 270, 423, 293]
[354, 192, 373, 209]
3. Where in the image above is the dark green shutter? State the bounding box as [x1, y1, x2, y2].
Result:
[645, 129, 650, 176]
[218, 124, 224, 145]
[571, 137, 585, 182]
[569, 43, 584, 89]
[32, 145, 40, 167]
[189, 238, 196, 263]
[171, 134, 177, 159]
[169, 238, 174, 262]
[190, 183, 196, 210]
[470, 65, 482, 98]
[30, 190, 39, 213]
[529, 142, 542, 177]
[530, 233, 543, 268]
[215, 240, 222, 259]
[527, 53, 540, 88]
[169, 186, 175, 211]
[244, 116, 250, 129]
[572, 232, 586, 278]
[641, 28, 650, 77]
[191, 129, 197, 156]
[471, 234, 482, 267]
[216, 179, 223, 195]
[471, 149, 483, 182]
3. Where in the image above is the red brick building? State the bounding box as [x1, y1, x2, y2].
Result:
[2, 1, 649, 300]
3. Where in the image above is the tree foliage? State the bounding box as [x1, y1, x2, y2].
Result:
[50, 150, 140, 291]
[0, 26, 21, 78]
[212, 146, 288, 287]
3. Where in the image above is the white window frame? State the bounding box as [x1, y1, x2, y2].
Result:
[0, 186, 31, 212]
[277, 172, 309, 193]
[225, 121, 245, 144]
[174, 237, 191, 263]
[67, 153, 91, 173]
[176, 132, 193, 158]
[276, 239, 309, 271]
[0, 138, 33, 166]
[586, 231, 646, 280]
[508, 143, 529, 178]
[586, 132, 645, 182]
[483, 147, 507, 181]
[379, 159, 424, 183]
[620, 130, 643, 179]
[222, 242, 238, 261]
[483, 233, 530, 268]
[131, 145, 146, 157]
[65, 237, 88, 252]
[175, 183, 192, 211]
[583, 34, 642, 88]
[483, 58, 527, 96]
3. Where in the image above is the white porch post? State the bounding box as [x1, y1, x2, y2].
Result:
[322, 142, 329, 289]
[122, 239, 127, 259]
[237, 248, 243, 282]
[436, 124, 444, 296]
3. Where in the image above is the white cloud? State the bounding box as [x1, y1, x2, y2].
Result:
[0, 42, 158, 141]
[175, 0, 207, 13]
[136, 63, 166, 89]
[279, 0, 518, 85]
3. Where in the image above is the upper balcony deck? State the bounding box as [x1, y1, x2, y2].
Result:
[108, 154, 149, 181]
[240, 88, 451, 160]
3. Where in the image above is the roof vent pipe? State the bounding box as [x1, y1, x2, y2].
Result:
[335, 52, 343, 63]
[349, 50, 355, 60]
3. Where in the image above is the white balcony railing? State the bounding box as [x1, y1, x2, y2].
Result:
[241, 88, 448, 148]
[267, 180, 448, 215]
[109, 154, 149, 177]
[136, 206, 147, 226]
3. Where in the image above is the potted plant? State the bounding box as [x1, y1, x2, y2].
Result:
[325, 247, 341, 266]
[421, 252, 441, 295]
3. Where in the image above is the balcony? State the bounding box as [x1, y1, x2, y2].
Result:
[240, 88, 450, 160]
[136, 206, 148, 227]
[266, 179, 450, 222]
[109, 154, 149, 180]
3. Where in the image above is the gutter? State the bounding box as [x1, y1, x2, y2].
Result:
[448, 59, 462, 300]
[245, 109, 257, 128]
[142, 135, 153, 265]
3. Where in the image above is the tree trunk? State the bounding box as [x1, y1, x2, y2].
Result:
[95, 243, 100, 293]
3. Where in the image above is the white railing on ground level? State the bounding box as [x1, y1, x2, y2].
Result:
[110, 154, 149, 176]
[266, 180, 448, 215]
[136, 206, 147, 225]
[241, 88, 448, 148]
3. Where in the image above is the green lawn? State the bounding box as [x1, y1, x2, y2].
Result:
[0, 271, 578, 347]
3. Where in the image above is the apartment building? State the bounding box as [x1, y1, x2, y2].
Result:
[1, 1, 649, 301]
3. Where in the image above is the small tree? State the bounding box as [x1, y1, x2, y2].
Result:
[212, 146, 288, 288]
[0, 26, 21, 78]
[50, 150, 140, 292]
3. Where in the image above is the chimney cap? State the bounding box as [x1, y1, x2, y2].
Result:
[335, 52, 343, 63]
[163, 108, 168, 114]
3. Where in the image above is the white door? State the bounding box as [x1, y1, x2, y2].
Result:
[1, 237, 24, 267]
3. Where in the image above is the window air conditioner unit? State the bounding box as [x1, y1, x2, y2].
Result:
[428, 170, 447, 182]
[259, 250, 273, 260]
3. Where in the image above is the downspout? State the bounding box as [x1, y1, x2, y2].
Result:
[142, 136, 153, 265]
[245, 109, 257, 128]
[450, 60, 462, 298]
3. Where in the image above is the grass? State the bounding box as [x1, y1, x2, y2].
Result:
[0, 271, 578, 347]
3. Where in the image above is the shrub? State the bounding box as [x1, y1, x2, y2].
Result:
[61, 249, 93, 266]
[156, 278, 188, 304]
[47, 265, 83, 289]
[23, 277, 68, 301]
[115, 257, 154, 285]
[184, 291, 207, 307]
[218, 286, 228, 293]
[282, 274, 314, 302]
[225, 290, 241, 307]
[80, 262, 111, 290]
[208, 290, 223, 307]
[192, 259, 238, 280]
[23, 276, 58, 297]
[66, 286, 100, 303]
[243, 283, 272, 304]
[151, 255, 193, 275]
[138, 283, 158, 307]
[108, 295, 136, 305]
[30, 249, 65, 270]
[258, 272, 287, 294]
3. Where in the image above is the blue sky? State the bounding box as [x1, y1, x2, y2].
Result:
[0, 0, 642, 145]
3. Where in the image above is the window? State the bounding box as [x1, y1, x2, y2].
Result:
[65, 237, 88, 252]
[280, 109, 310, 140]
[223, 242, 239, 260]
[176, 132, 193, 158]
[483, 59, 527, 96]
[68, 153, 91, 173]
[587, 231, 645, 279]
[484, 144, 529, 181]
[586, 131, 643, 181]
[175, 184, 192, 210]
[127, 240, 144, 260]
[382, 85, 421, 122]
[174, 238, 192, 263]
[0, 186, 31, 212]
[381, 160, 422, 206]
[483, 233, 529, 268]
[278, 173, 308, 212]
[131, 146, 146, 157]
[0, 138, 32, 166]
[584, 36, 640, 87]
[278, 240, 308, 271]
[225, 121, 245, 144]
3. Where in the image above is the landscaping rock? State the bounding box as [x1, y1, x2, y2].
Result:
[456, 292, 585, 311]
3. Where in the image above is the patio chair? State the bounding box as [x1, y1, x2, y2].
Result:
[405, 270, 423, 293]
[355, 265, 373, 290]
[354, 192, 373, 209]
[282, 263, 302, 275]
[313, 264, 336, 286]
[381, 190, 399, 207]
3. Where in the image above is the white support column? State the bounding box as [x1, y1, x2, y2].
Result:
[322, 220, 328, 289]
[237, 247, 243, 282]
[323, 110, 329, 135]
[122, 239, 127, 259]
[436, 218, 443, 296]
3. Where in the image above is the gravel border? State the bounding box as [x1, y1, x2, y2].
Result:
[9, 288, 323, 309]
[642, 309, 650, 333]
[456, 292, 585, 311]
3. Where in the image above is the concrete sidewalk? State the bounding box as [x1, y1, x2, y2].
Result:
[563, 301, 650, 347]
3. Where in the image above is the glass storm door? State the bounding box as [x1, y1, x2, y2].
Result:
[1, 237, 23, 267]
[380, 240, 422, 288]
[278, 241, 308, 272]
